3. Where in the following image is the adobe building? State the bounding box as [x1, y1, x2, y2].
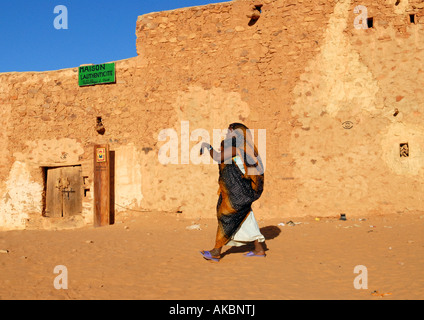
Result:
[0, 0, 423, 230]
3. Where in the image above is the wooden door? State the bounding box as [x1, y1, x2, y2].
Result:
[94, 145, 110, 227]
[45, 166, 82, 217]
[45, 167, 63, 217]
[62, 166, 82, 217]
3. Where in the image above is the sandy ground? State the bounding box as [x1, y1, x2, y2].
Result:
[0, 210, 423, 300]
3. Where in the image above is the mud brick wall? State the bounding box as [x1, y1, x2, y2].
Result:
[0, 0, 423, 230]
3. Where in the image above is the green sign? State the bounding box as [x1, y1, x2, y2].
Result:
[78, 63, 115, 86]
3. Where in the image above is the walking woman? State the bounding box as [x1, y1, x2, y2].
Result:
[199, 123, 265, 262]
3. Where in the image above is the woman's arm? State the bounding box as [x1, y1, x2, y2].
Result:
[200, 142, 237, 163]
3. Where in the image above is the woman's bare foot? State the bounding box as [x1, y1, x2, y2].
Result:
[252, 240, 265, 256]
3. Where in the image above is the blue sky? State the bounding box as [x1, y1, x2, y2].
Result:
[0, 0, 228, 73]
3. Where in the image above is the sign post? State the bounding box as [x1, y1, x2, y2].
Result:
[79, 63, 116, 87]
[94, 145, 110, 227]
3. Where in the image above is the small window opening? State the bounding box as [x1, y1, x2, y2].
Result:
[96, 116, 105, 135]
[393, 108, 399, 117]
[395, 0, 401, 6]
[367, 17, 374, 29]
[409, 14, 416, 24]
[247, 4, 262, 26]
[83, 176, 90, 198]
[84, 188, 90, 197]
[400, 143, 409, 158]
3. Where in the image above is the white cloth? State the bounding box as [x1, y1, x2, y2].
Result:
[233, 155, 246, 174]
[227, 211, 265, 247]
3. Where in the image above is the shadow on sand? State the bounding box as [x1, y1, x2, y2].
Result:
[220, 225, 281, 258]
